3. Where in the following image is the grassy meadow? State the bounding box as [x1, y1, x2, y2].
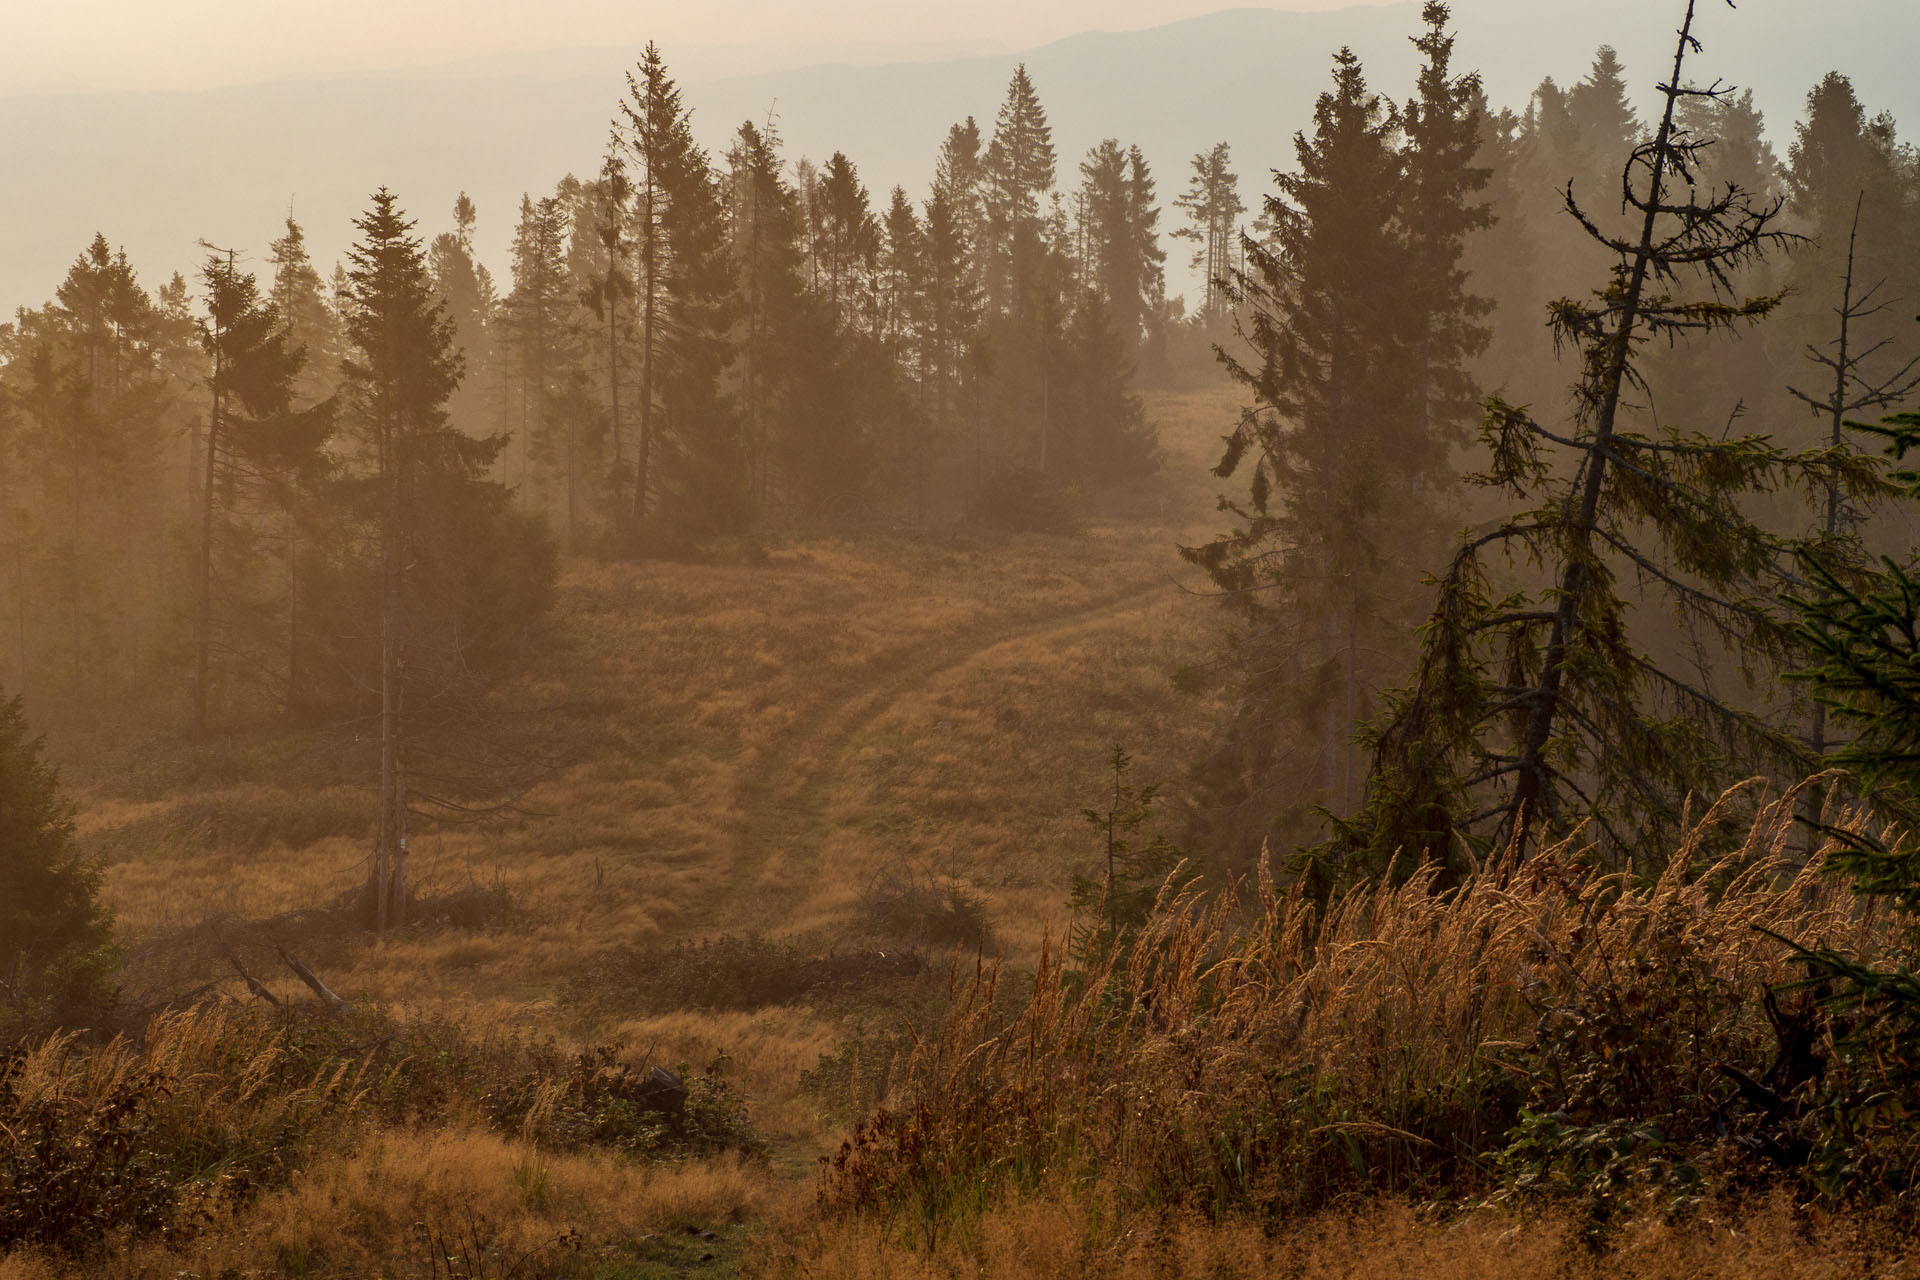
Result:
[9, 385, 1913, 1278]
[11, 389, 1239, 1275]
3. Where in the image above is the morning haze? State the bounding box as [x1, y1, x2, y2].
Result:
[4, 1, 1920, 1275]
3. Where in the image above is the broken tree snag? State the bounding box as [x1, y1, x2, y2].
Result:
[275, 943, 349, 1016]
[226, 950, 283, 1007]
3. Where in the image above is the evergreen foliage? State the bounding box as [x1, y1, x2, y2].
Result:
[0, 691, 113, 1036]
[1343, 1, 1893, 878]
[1077, 139, 1166, 349]
[614, 43, 741, 542]
[193, 251, 330, 733]
[1797, 412, 1920, 909]
[1172, 142, 1243, 325]
[338, 188, 549, 928]
[1069, 746, 1185, 967]
[1183, 23, 1479, 863]
[982, 65, 1057, 319]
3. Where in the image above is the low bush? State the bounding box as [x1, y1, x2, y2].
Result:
[0, 1003, 762, 1257]
[859, 869, 993, 950]
[968, 467, 1082, 535]
[0, 1048, 177, 1252]
[568, 934, 928, 1015]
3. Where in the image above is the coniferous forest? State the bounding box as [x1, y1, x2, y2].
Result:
[7, 1, 1920, 1275]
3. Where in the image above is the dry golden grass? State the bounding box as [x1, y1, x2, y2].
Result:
[85, 391, 1234, 1015]
[767, 1191, 1920, 1279]
[0, 1126, 774, 1280]
[812, 783, 1898, 1235]
[12, 390, 1236, 1274]
[39, 385, 1906, 1277]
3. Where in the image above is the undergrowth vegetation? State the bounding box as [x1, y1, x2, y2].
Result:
[814, 786, 1919, 1254]
[12, 387, 1920, 1276]
[0, 1004, 758, 1262]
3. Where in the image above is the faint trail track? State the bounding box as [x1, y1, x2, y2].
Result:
[715, 577, 1168, 929]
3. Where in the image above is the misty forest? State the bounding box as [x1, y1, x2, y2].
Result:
[8, 0, 1920, 1275]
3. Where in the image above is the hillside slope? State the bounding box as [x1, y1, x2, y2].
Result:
[3, 0, 1913, 317]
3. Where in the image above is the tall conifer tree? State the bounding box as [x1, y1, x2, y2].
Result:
[340, 189, 495, 929]
[1344, 1, 1890, 877]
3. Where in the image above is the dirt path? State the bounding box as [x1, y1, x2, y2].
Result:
[717, 577, 1170, 930]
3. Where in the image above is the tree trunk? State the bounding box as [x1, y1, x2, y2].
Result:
[634, 177, 657, 529]
[1507, 2, 1698, 852]
[194, 370, 221, 737]
[284, 505, 301, 721]
[375, 416, 407, 931]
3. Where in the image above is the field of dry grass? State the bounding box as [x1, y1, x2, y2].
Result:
[19, 383, 1911, 1277]
[762, 1192, 1920, 1280]
[6, 388, 1238, 1275]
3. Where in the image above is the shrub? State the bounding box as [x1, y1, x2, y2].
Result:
[568, 934, 929, 1015]
[968, 467, 1081, 535]
[0, 1046, 178, 1252]
[0, 1002, 765, 1255]
[859, 869, 993, 950]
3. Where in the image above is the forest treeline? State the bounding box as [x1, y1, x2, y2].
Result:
[5, 0, 1920, 890]
[1179, 6, 1920, 880]
[0, 47, 1172, 741]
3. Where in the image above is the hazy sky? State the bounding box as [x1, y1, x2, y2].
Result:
[7, 0, 1396, 93]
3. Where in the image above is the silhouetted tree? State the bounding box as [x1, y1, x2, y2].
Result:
[0, 692, 114, 1036]
[1173, 142, 1243, 324]
[1185, 46, 1423, 844]
[194, 250, 301, 735]
[982, 65, 1058, 318]
[1344, 1, 1890, 879]
[339, 188, 499, 929]
[1078, 139, 1166, 349]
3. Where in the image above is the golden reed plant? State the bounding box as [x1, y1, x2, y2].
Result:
[5, 1006, 369, 1182]
[818, 782, 1895, 1234]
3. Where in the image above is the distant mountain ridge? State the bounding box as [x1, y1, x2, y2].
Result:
[1, 1, 1913, 317]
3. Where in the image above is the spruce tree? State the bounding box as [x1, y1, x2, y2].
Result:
[428, 194, 500, 449]
[1568, 45, 1640, 178]
[726, 120, 806, 512]
[0, 692, 114, 1035]
[580, 154, 634, 475]
[193, 250, 302, 735]
[1078, 139, 1166, 350]
[655, 113, 742, 538]
[1184, 46, 1423, 847]
[982, 65, 1057, 319]
[614, 42, 681, 527]
[31, 236, 171, 705]
[1172, 142, 1243, 325]
[1069, 746, 1185, 967]
[268, 215, 342, 405]
[1057, 293, 1157, 483]
[1343, 0, 1892, 878]
[920, 184, 983, 506]
[931, 117, 988, 295]
[614, 43, 740, 538]
[1782, 74, 1919, 455]
[504, 192, 577, 515]
[1796, 404, 1920, 904]
[339, 188, 498, 929]
[1401, 1, 1494, 444]
[880, 188, 931, 514]
[810, 153, 880, 329]
[1787, 200, 1920, 765]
